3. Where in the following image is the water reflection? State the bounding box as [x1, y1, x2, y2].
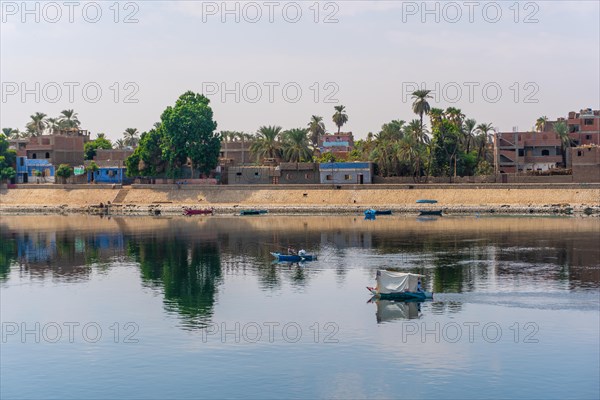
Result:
[128, 237, 222, 329]
[1, 215, 598, 327]
[368, 298, 423, 323]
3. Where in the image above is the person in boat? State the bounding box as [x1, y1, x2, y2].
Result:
[298, 249, 306, 257]
[417, 279, 422, 292]
[287, 246, 297, 255]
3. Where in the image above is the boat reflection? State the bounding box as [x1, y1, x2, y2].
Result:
[368, 297, 423, 323]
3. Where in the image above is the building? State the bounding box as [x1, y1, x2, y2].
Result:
[571, 146, 600, 183]
[566, 108, 600, 146]
[274, 163, 320, 184]
[219, 140, 254, 166]
[87, 160, 130, 184]
[21, 135, 86, 166]
[15, 156, 55, 183]
[226, 166, 275, 184]
[319, 162, 374, 184]
[319, 132, 354, 158]
[495, 131, 563, 173]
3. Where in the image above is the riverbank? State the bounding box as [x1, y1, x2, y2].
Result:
[1, 184, 599, 216]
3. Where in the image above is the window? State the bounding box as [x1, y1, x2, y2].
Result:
[32, 153, 37, 159]
[518, 149, 524, 156]
[20, 158, 24, 166]
[236, 172, 242, 176]
[326, 174, 333, 181]
[584, 119, 593, 126]
[344, 174, 352, 180]
[254, 172, 259, 176]
[541, 150, 550, 156]
[286, 174, 291, 180]
[587, 135, 591, 140]
[577, 151, 583, 157]
[45, 152, 50, 159]
[304, 173, 312, 180]
[570, 125, 580, 133]
[556, 148, 561, 155]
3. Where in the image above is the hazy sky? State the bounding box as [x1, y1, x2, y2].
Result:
[1, 1, 599, 142]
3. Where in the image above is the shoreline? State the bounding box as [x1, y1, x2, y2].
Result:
[1, 184, 599, 216]
[1, 204, 598, 216]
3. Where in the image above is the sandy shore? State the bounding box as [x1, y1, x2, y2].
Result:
[1, 184, 599, 216]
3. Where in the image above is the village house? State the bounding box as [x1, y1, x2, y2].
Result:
[319, 162, 374, 184]
[319, 132, 354, 159]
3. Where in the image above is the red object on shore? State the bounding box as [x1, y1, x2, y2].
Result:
[183, 208, 214, 216]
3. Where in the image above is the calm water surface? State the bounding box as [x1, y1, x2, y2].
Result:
[1, 215, 599, 399]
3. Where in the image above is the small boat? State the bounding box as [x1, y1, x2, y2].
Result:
[416, 199, 438, 204]
[183, 208, 214, 216]
[271, 252, 317, 262]
[418, 210, 443, 216]
[367, 270, 433, 300]
[240, 209, 268, 216]
[364, 209, 392, 216]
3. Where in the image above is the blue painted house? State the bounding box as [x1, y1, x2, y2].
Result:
[319, 162, 374, 184]
[88, 166, 129, 184]
[16, 156, 55, 183]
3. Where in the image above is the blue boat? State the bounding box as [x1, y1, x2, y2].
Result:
[419, 210, 443, 216]
[364, 209, 392, 216]
[240, 209, 268, 216]
[416, 199, 438, 204]
[271, 252, 317, 262]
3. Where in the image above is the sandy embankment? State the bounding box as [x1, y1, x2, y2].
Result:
[1, 185, 599, 215]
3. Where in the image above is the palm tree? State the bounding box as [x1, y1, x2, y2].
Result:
[428, 107, 444, 132]
[2, 128, 15, 138]
[332, 105, 348, 134]
[282, 128, 313, 162]
[406, 119, 429, 144]
[114, 139, 126, 149]
[535, 116, 548, 132]
[46, 118, 61, 135]
[26, 112, 47, 136]
[475, 123, 494, 162]
[123, 128, 139, 147]
[96, 133, 106, 139]
[307, 115, 326, 147]
[397, 135, 420, 181]
[411, 90, 432, 131]
[59, 109, 80, 130]
[444, 107, 465, 129]
[554, 121, 571, 168]
[462, 118, 477, 153]
[250, 125, 282, 162]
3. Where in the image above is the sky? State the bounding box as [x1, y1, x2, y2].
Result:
[1, 0, 599, 142]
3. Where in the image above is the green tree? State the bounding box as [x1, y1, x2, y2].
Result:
[56, 164, 73, 183]
[411, 90, 432, 131]
[250, 125, 282, 162]
[58, 109, 80, 130]
[46, 118, 61, 135]
[123, 128, 139, 147]
[307, 115, 326, 147]
[26, 112, 47, 136]
[126, 128, 166, 177]
[84, 136, 113, 160]
[553, 121, 572, 168]
[535, 116, 548, 132]
[281, 128, 313, 162]
[0, 134, 17, 182]
[332, 105, 348, 134]
[160, 91, 220, 178]
[114, 139, 125, 149]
